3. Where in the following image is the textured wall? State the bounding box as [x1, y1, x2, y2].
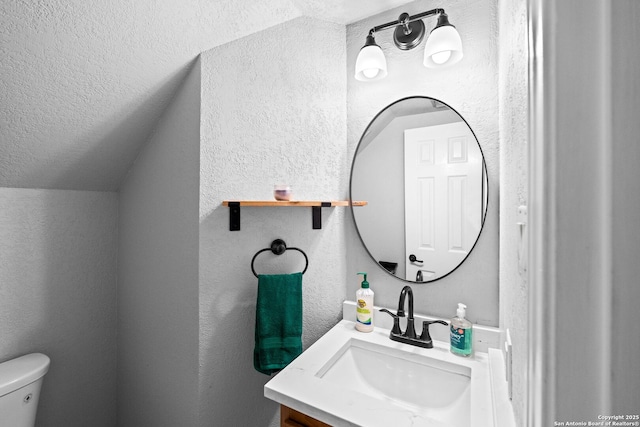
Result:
[0, 0, 302, 191]
[498, 0, 528, 423]
[0, 188, 117, 427]
[117, 60, 201, 427]
[346, 0, 500, 326]
[199, 17, 347, 427]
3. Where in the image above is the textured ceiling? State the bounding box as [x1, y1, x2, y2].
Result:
[0, 0, 413, 191]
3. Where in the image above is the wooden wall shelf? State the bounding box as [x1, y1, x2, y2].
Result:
[222, 200, 367, 230]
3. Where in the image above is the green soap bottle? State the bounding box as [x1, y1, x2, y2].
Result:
[450, 303, 473, 357]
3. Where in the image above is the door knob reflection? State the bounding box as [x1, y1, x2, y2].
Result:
[409, 254, 423, 263]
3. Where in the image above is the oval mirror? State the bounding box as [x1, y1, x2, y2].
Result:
[350, 96, 488, 283]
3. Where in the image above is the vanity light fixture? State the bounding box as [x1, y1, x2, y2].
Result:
[354, 8, 463, 82]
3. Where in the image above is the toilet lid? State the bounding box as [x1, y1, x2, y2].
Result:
[0, 353, 50, 397]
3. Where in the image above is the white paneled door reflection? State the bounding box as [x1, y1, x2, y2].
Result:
[404, 123, 483, 281]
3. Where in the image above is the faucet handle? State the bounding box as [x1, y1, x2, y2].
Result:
[379, 309, 402, 335]
[419, 320, 449, 348]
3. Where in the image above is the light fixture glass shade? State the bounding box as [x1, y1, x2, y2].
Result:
[355, 42, 387, 82]
[423, 25, 463, 68]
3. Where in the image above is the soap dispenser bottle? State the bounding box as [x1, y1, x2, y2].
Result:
[450, 303, 473, 356]
[355, 272, 374, 332]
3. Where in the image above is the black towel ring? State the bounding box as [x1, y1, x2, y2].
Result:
[251, 239, 309, 278]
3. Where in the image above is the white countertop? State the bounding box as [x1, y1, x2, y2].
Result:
[265, 319, 502, 427]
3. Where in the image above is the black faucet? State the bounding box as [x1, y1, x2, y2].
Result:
[379, 285, 448, 349]
[397, 285, 417, 338]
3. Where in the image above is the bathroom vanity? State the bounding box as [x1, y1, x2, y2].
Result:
[264, 93, 510, 426]
[265, 305, 515, 427]
[280, 405, 331, 427]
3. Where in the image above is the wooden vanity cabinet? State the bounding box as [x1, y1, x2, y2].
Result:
[280, 405, 332, 427]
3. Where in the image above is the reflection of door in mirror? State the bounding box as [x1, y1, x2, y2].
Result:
[350, 96, 488, 284]
[404, 123, 483, 282]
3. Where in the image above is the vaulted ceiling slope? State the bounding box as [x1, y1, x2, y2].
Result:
[0, 0, 413, 191]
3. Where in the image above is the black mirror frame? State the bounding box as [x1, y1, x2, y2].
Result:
[349, 95, 489, 284]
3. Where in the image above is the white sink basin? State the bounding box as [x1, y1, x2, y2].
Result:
[265, 320, 500, 427]
[316, 339, 471, 426]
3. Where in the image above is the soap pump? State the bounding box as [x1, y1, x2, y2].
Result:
[355, 272, 374, 332]
[450, 303, 473, 356]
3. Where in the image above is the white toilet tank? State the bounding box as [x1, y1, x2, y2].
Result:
[0, 353, 50, 427]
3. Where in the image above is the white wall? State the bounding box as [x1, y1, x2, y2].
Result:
[346, 0, 500, 326]
[117, 60, 201, 427]
[498, 0, 528, 423]
[0, 188, 117, 427]
[0, 0, 303, 192]
[199, 17, 347, 427]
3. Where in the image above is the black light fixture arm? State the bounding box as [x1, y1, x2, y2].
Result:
[368, 8, 445, 36]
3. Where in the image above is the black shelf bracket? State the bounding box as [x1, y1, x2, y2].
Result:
[312, 202, 332, 230]
[229, 202, 241, 231]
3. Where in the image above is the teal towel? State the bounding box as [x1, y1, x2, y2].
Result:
[254, 272, 303, 375]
